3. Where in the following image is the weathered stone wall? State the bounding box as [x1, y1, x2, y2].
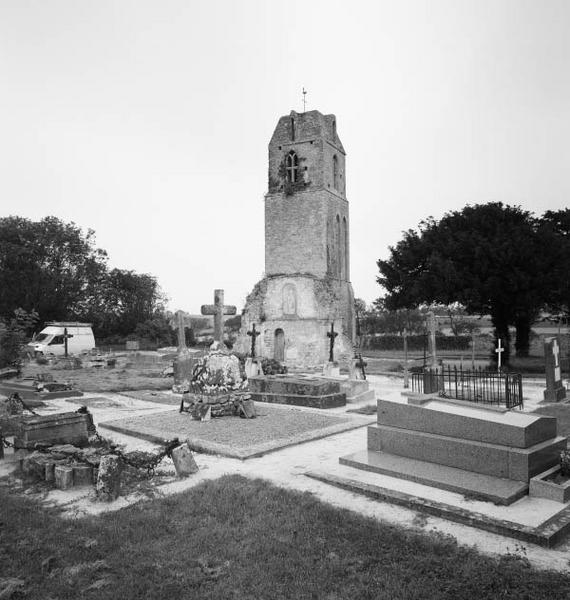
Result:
[235, 274, 355, 366]
[265, 190, 328, 276]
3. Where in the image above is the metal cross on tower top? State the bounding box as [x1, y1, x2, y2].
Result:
[302, 87, 307, 112]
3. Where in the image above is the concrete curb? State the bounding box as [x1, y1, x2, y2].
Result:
[305, 470, 570, 548]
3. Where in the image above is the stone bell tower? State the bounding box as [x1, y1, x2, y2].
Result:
[236, 109, 355, 367]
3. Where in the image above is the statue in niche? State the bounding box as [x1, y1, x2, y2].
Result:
[282, 284, 297, 315]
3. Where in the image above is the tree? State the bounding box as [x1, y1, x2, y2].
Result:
[377, 203, 558, 361]
[0, 308, 39, 370]
[134, 314, 176, 347]
[0, 216, 107, 323]
[540, 209, 570, 315]
[81, 269, 166, 338]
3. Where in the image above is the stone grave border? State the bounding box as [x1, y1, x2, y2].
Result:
[99, 405, 375, 460]
[305, 470, 570, 548]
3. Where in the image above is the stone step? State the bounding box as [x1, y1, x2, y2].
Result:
[377, 398, 557, 448]
[346, 389, 375, 404]
[339, 449, 529, 505]
[368, 424, 567, 482]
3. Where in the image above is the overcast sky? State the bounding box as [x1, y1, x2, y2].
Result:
[1, 0, 569, 314]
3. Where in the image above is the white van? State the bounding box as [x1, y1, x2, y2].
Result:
[27, 322, 96, 356]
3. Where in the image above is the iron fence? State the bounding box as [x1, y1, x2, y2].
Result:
[411, 366, 523, 410]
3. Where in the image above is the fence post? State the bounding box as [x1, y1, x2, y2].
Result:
[403, 328, 409, 389]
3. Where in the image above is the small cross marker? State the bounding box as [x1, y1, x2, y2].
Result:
[495, 338, 504, 372]
[247, 323, 261, 358]
[327, 322, 338, 363]
[63, 327, 74, 358]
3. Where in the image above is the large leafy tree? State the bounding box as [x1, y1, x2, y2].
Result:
[0, 216, 108, 323]
[80, 269, 166, 338]
[0, 216, 168, 340]
[540, 209, 570, 315]
[377, 203, 559, 361]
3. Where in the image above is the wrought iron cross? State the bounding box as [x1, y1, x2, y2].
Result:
[327, 322, 338, 363]
[302, 87, 307, 112]
[247, 323, 260, 358]
[63, 327, 73, 358]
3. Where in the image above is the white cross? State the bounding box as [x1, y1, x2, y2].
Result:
[495, 338, 504, 371]
[552, 338, 561, 381]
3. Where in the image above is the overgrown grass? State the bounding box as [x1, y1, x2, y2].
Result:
[1, 475, 570, 599]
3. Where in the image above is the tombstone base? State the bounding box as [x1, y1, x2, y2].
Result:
[543, 386, 567, 403]
[322, 362, 340, 377]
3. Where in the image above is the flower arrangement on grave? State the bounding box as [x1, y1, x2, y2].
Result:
[189, 360, 247, 398]
[180, 356, 252, 419]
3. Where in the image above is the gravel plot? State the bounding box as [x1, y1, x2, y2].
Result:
[118, 390, 181, 405]
[99, 404, 373, 459]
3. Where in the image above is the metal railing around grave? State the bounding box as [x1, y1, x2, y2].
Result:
[411, 366, 524, 410]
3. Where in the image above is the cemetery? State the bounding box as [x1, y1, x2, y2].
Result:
[2, 106, 570, 599]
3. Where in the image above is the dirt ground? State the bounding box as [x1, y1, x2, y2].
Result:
[21, 355, 173, 393]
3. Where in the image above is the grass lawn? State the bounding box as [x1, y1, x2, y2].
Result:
[2, 476, 570, 599]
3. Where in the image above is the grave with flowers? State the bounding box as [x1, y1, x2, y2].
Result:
[179, 347, 255, 419]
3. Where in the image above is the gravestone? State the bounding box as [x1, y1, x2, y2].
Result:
[341, 396, 567, 505]
[171, 442, 199, 477]
[427, 311, 437, 368]
[544, 336, 567, 402]
[172, 309, 199, 393]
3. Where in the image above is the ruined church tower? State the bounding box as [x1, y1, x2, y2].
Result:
[236, 109, 355, 366]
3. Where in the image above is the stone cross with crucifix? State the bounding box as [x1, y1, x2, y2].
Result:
[327, 322, 338, 363]
[247, 323, 260, 358]
[201, 289, 237, 346]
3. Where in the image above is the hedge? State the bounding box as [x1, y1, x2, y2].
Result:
[363, 334, 471, 351]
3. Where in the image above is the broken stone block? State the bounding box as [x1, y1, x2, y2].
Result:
[21, 452, 46, 479]
[55, 465, 74, 489]
[239, 399, 257, 419]
[191, 404, 211, 421]
[171, 442, 199, 477]
[96, 455, 121, 501]
[44, 461, 55, 482]
[73, 464, 93, 486]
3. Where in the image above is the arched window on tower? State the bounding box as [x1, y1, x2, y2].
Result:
[286, 151, 299, 183]
[333, 155, 339, 190]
